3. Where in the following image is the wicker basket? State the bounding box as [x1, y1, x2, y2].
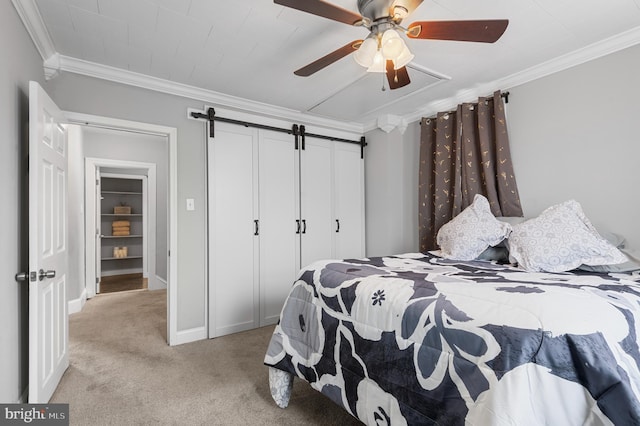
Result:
[113, 247, 128, 258]
[113, 206, 131, 214]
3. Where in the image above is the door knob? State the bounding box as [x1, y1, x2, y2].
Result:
[15, 271, 37, 282]
[38, 269, 56, 281]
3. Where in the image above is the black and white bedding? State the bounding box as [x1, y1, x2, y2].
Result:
[264, 252, 640, 425]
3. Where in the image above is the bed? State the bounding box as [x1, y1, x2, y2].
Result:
[264, 250, 640, 425]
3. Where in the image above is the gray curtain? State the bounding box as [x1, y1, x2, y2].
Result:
[419, 91, 523, 251]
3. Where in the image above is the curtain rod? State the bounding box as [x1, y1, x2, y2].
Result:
[424, 91, 510, 120]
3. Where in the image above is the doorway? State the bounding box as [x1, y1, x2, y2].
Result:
[84, 159, 158, 297]
[87, 165, 156, 296]
[65, 112, 179, 345]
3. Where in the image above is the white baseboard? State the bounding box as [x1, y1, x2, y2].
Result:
[149, 275, 167, 291]
[171, 326, 207, 346]
[68, 288, 87, 315]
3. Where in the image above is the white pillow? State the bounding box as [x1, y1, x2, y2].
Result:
[437, 194, 512, 260]
[507, 200, 627, 272]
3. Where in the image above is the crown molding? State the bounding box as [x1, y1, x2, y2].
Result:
[11, 0, 56, 61]
[403, 25, 640, 124]
[48, 55, 365, 134]
[12, 0, 363, 134]
[15, 0, 640, 135]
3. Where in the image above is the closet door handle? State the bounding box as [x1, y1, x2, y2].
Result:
[296, 219, 301, 234]
[302, 219, 307, 234]
[336, 219, 340, 233]
[254, 220, 259, 236]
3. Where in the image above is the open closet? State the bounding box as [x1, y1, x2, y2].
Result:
[98, 173, 146, 293]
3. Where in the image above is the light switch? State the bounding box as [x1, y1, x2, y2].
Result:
[186, 198, 195, 211]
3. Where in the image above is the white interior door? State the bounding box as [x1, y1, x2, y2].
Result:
[208, 123, 259, 337]
[28, 81, 69, 403]
[300, 137, 334, 267]
[258, 130, 299, 326]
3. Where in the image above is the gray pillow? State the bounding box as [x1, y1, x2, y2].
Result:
[477, 246, 510, 263]
[598, 230, 626, 249]
[578, 249, 640, 273]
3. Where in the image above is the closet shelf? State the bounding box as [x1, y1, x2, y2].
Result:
[100, 175, 144, 277]
[101, 256, 143, 261]
[101, 191, 142, 195]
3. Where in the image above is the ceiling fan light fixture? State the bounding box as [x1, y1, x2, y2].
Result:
[381, 28, 407, 60]
[380, 28, 413, 68]
[354, 36, 378, 68]
[366, 50, 386, 73]
[394, 45, 414, 69]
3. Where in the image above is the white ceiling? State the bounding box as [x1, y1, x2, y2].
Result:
[20, 0, 640, 130]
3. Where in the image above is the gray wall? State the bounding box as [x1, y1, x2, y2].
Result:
[507, 43, 640, 250]
[364, 43, 640, 258]
[364, 123, 420, 257]
[83, 126, 169, 286]
[44, 74, 207, 333]
[0, 0, 47, 403]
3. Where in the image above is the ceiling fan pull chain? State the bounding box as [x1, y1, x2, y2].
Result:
[381, 72, 386, 91]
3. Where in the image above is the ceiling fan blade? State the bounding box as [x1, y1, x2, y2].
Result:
[274, 0, 363, 25]
[294, 40, 363, 77]
[407, 20, 509, 43]
[386, 61, 411, 90]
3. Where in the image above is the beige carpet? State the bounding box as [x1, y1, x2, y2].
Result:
[51, 289, 361, 425]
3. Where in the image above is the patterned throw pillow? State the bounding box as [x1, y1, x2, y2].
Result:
[437, 194, 512, 260]
[507, 200, 627, 272]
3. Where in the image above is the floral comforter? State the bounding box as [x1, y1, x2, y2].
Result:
[263, 252, 640, 425]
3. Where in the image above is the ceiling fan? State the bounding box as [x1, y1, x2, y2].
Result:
[275, 0, 508, 90]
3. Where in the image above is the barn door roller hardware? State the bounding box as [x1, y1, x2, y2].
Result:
[190, 108, 366, 158]
[190, 108, 296, 139]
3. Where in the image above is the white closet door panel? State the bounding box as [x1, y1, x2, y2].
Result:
[208, 124, 259, 337]
[300, 138, 334, 267]
[334, 143, 365, 259]
[259, 131, 299, 326]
